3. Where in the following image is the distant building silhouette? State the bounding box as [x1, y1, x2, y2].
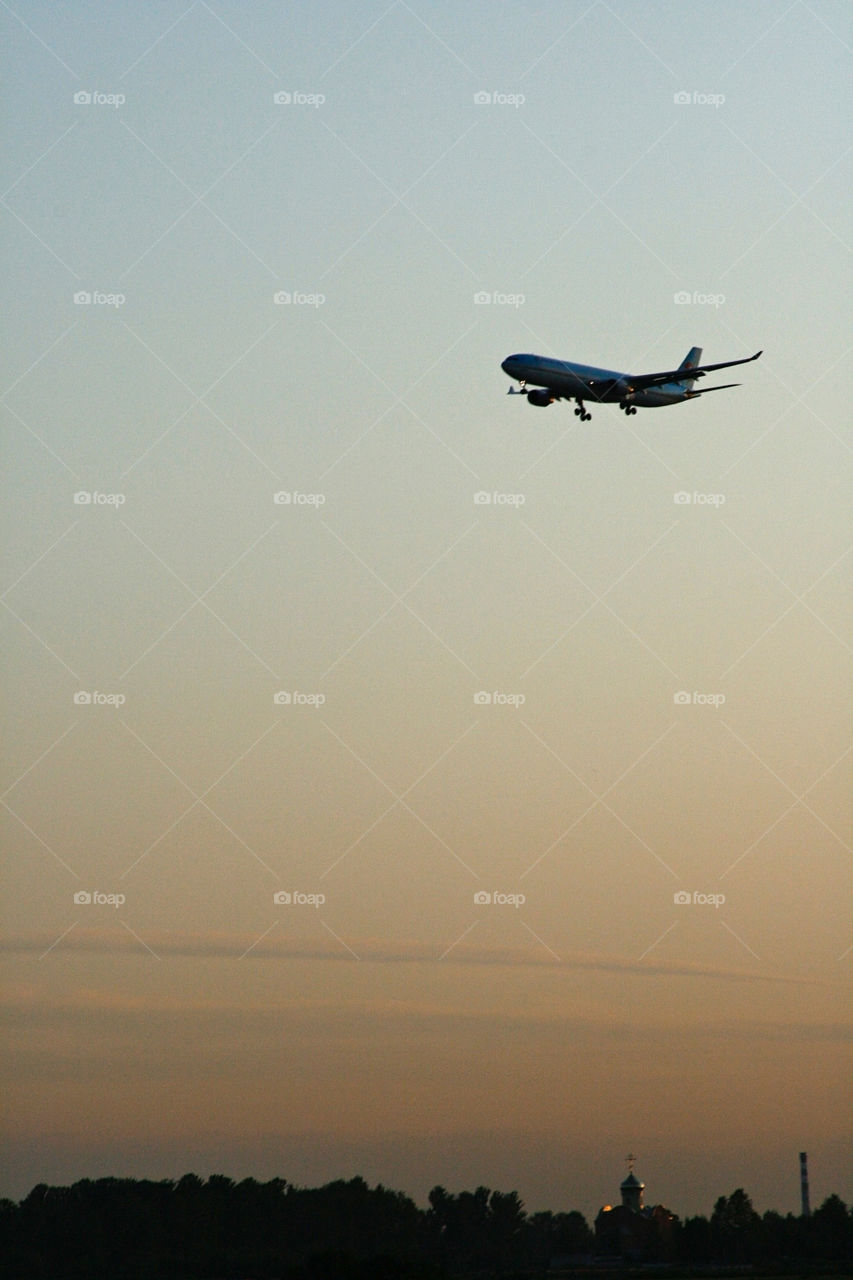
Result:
[595, 1155, 677, 1261]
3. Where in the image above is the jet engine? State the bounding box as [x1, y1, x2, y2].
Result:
[526, 389, 553, 406]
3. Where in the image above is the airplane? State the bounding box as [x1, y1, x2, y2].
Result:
[501, 346, 761, 419]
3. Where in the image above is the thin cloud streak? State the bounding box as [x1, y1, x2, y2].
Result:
[2, 927, 825, 984]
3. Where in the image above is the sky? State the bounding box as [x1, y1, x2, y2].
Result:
[1, 0, 851, 1220]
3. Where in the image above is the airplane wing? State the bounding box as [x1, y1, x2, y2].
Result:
[687, 382, 741, 397]
[627, 350, 762, 391]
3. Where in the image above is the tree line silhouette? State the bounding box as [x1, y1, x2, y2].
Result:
[1, 1173, 850, 1278]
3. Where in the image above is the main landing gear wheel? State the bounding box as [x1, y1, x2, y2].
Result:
[574, 404, 592, 421]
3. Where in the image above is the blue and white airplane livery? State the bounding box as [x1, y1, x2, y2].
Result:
[501, 346, 761, 420]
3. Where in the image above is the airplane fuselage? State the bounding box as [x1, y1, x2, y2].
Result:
[501, 354, 695, 407]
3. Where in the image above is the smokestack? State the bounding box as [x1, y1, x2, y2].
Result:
[799, 1152, 810, 1217]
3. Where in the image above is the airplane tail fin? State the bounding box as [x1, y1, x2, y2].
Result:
[675, 346, 702, 388]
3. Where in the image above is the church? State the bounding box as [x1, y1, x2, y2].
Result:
[594, 1156, 677, 1261]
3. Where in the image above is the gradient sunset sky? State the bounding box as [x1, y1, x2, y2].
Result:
[2, 0, 851, 1218]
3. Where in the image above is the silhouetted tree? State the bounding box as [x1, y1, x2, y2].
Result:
[1, 1171, 849, 1278]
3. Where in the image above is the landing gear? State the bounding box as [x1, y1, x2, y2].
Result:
[619, 401, 638, 416]
[574, 400, 592, 421]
